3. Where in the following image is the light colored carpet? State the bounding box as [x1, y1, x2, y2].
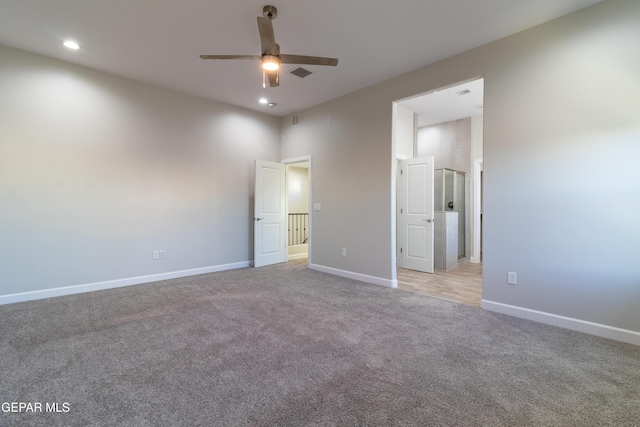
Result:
[1, 260, 638, 426]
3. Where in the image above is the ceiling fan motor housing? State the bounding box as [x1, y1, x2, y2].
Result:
[263, 5, 277, 20]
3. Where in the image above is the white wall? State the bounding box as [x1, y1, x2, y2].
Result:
[281, 0, 640, 341]
[393, 103, 415, 159]
[287, 166, 309, 213]
[470, 115, 483, 263]
[0, 45, 280, 298]
[470, 115, 483, 163]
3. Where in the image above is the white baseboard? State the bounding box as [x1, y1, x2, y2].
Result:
[482, 299, 640, 346]
[309, 263, 397, 288]
[287, 253, 309, 261]
[0, 261, 250, 306]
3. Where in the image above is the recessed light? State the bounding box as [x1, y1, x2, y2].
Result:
[63, 40, 80, 50]
[259, 98, 268, 104]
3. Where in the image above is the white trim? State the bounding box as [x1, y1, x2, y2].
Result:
[471, 159, 483, 263]
[0, 261, 250, 306]
[309, 263, 398, 288]
[287, 253, 308, 261]
[482, 299, 640, 346]
[281, 155, 311, 165]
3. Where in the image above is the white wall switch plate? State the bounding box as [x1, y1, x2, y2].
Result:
[507, 272, 517, 285]
[313, 203, 321, 211]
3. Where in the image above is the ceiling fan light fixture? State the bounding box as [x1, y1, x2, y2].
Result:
[262, 55, 280, 71]
[63, 40, 80, 50]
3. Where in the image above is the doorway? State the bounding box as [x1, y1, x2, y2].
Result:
[253, 156, 312, 268]
[392, 78, 484, 306]
[285, 160, 310, 262]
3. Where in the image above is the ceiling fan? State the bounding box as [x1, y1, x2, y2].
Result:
[200, 5, 338, 88]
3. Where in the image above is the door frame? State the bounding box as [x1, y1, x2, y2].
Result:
[393, 77, 485, 277]
[282, 155, 312, 267]
[471, 159, 483, 263]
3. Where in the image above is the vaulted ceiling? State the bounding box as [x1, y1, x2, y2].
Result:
[0, 0, 602, 117]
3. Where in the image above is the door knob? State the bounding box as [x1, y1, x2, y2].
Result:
[423, 218, 433, 223]
[255, 217, 264, 221]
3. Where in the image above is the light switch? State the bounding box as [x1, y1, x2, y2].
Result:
[313, 203, 321, 211]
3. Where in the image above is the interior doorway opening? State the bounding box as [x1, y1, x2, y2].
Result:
[283, 157, 311, 265]
[392, 78, 484, 306]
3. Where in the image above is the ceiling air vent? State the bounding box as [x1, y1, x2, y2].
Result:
[291, 113, 300, 127]
[290, 67, 313, 78]
[456, 89, 472, 96]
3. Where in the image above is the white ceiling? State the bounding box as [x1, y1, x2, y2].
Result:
[0, 0, 602, 118]
[400, 78, 484, 128]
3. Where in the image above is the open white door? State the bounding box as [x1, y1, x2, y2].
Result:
[254, 160, 286, 267]
[399, 156, 434, 273]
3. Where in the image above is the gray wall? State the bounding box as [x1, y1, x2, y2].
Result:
[0, 45, 280, 295]
[281, 89, 395, 280]
[282, 0, 640, 333]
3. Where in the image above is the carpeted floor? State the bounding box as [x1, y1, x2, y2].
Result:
[1, 260, 639, 426]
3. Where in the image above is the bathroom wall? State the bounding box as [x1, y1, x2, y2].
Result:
[416, 118, 472, 172]
[416, 117, 479, 259]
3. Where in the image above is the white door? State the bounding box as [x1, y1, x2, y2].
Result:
[254, 160, 286, 267]
[399, 156, 434, 273]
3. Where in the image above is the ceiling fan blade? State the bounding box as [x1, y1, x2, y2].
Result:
[279, 54, 338, 66]
[200, 55, 261, 60]
[257, 16, 278, 55]
[267, 70, 279, 87]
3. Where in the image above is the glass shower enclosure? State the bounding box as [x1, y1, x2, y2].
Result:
[434, 168, 466, 261]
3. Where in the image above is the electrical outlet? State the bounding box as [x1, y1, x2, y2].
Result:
[341, 248, 346, 257]
[152, 250, 159, 260]
[507, 272, 517, 285]
[159, 250, 166, 259]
